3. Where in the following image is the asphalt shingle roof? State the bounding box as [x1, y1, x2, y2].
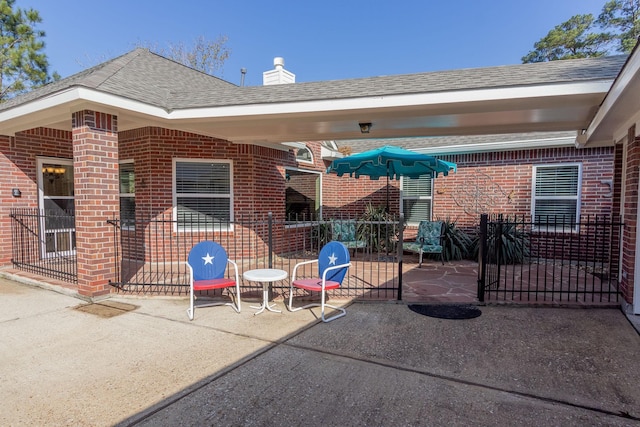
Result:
[337, 131, 578, 153]
[0, 48, 629, 113]
[0, 48, 237, 112]
[218, 55, 627, 108]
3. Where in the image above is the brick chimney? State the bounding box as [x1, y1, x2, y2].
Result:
[263, 57, 295, 85]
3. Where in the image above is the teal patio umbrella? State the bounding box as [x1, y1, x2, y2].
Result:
[327, 145, 456, 210]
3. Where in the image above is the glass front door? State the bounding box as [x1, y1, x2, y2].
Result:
[38, 158, 75, 257]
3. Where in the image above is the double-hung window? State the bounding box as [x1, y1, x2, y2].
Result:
[532, 163, 581, 230]
[402, 175, 433, 225]
[119, 161, 135, 228]
[174, 159, 233, 230]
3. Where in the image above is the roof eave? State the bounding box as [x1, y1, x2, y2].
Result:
[0, 86, 172, 135]
[581, 49, 640, 147]
[0, 78, 615, 144]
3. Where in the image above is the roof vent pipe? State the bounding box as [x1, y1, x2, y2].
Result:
[240, 68, 247, 86]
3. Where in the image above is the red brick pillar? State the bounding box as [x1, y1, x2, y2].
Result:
[622, 125, 639, 306]
[72, 110, 119, 297]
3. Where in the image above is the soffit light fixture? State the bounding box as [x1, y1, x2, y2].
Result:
[359, 122, 372, 134]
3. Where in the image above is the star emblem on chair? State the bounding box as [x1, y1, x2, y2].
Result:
[328, 253, 338, 265]
[202, 253, 214, 265]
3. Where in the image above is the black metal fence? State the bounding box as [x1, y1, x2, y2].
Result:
[9, 208, 625, 306]
[106, 212, 402, 300]
[477, 214, 623, 304]
[9, 208, 77, 283]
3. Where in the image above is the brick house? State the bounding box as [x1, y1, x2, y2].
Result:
[0, 47, 638, 317]
[323, 132, 614, 230]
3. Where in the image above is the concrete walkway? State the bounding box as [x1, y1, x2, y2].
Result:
[1, 277, 640, 426]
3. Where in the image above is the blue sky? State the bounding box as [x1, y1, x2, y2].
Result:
[23, 0, 608, 86]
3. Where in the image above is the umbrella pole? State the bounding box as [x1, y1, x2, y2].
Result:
[386, 162, 390, 213]
[386, 176, 389, 213]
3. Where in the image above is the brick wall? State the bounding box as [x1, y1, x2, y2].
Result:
[117, 127, 296, 261]
[0, 128, 73, 264]
[432, 147, 615, 229]
[319, 145, 614, 229]
[620, 126, 639, 304]
[119, 127, 294, 221]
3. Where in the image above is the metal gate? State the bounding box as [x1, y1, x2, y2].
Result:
[9, 208, 77, 283]
[478, 214, 622, 305]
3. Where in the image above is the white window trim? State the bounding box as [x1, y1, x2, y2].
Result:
[172, 158, 234, 232]
[295, 145, 314, 165]
[119, 160, 135, 230]
[284, 167, 322, 225]
[531, 162, 582, 232]
[400, 175, 433, 226]
[36, 156, 75, 258]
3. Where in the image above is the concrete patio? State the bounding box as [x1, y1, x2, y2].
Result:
[1, 275, 640, 426]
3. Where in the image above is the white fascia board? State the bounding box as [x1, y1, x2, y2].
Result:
[75, 88, 171, 117]
[0, 87, 171, 124]
[413, 135, 576, 155]
[0, 79, 614, 128]
[612, 109, 640, 142]
[586, 52, 640, 143]
[0, 88, 82, 125]
[168, 81, 613, 119]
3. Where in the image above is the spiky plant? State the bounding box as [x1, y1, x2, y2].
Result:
[357, 203, 398, 253]
[472, 217, 530, 264]
[438, 217, 474, 261]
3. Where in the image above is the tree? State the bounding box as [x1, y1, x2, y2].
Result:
[141, 35, 231, 77]
[0, 0, 56, 101]
[523, 1, 640, 63]
[597, 0, 640, 53]
[522, 14, 612, 63]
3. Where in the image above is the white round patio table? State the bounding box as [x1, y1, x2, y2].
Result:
[243, 268, 288, 315]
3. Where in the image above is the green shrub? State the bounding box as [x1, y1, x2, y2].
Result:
[472, 218, 530, 264]
[357, 203, 398, 253]
[438, 217, 474, 261]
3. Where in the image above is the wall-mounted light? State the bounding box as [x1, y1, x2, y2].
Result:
[359, 122, 372, 134]
[11, 188, 21, 197]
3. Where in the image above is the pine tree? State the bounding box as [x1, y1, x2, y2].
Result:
[522, 14, 612, 63]
[597, 0, 640, 53]
[0, 0, 55, 101]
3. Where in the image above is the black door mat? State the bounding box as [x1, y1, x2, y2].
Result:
[408, 304, 482, 320]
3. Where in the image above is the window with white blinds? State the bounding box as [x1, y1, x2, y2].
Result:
[174, 160, 232, 229]
[402, 175, 433, 225]
[532, 163, 581, 228]
[119, 161, 135, 228]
